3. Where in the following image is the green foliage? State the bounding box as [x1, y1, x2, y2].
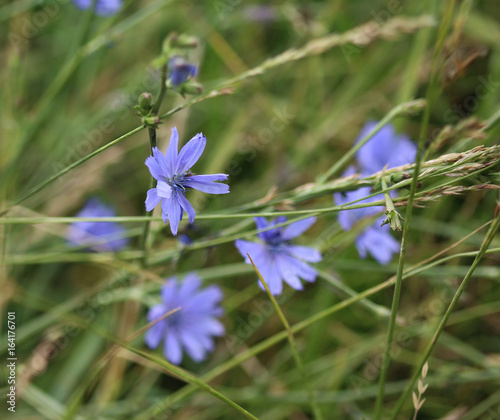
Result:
[1, 1, 500, 419]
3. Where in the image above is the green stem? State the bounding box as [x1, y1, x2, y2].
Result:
[127, 348, 260, 419]
[318, 270, 394, 321]
[137, 236, 466, 420]
[140, 64, 167, 267]
[54, 305, 260, 420]
[139, 174, 157, 267]
[389, 209, 500, 419]
[151, 65, 168, 116]
[249, 255, 323, 420]
[373, 2, 456, 418]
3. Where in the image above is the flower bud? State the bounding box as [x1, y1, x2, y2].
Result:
[382, 209, 403, 231]
[390, 171, 411, 184]
[162, 33, 199, 57]
[141, 116, 161, 129]
[178, 80, 203, 96]
[170, 33, 199, 49]
[138, 92, 153, 111]
[168, 56, 198, 87]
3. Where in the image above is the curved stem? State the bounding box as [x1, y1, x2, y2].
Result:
[249, 255, 323, 420]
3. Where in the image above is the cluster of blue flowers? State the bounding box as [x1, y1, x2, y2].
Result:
[334, 122, 417, 264]
[65, 10, 417, 363]
[67, 120, 415, 364]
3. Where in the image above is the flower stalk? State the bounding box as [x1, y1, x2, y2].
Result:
[374, 1, 457, 417]
[248, 254, 323, 420]
[140, 63, 168, 267]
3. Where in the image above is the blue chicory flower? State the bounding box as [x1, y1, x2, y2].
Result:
[334, 183, 400, 264]
[334, 167, 381, 231]
[235, 216, 321, 295]
[168, 56, 198, 87]
[333, 120, 416, 265]
[355, 121, 417, 175]
[145, 127, 229, 236]
[355, 226, 400, 265]
[67, 197, 129, 252]
[145, 273, 225, 365]
[71, 0, 123, 16]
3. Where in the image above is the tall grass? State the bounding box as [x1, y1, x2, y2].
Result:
[1, 1, 500, 419]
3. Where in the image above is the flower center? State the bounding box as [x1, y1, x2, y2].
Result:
[266, 231, 285, 247]
[267, 241, 289, 253]
[167, 310, 182, 327]
[167, 174, 187, 197]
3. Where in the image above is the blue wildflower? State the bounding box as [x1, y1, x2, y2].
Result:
[334, 167, 380, 231]
[145, 127, 229, 236]
[334, 183, 400, 264]
[67, 198, 129, 252]
[355, 121, 417, 175]
[168, 56, 198, 87]
[71, 0, 123, 16]
[145, 273, 224, 365]
[235, 216, 321, 295]
[355, 226, 400, 265]
[333, 123, 415, 264]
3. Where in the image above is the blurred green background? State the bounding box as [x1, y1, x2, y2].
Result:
[1, 0, 500, 419]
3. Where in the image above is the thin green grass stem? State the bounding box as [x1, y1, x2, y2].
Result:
[389, 209, 500, 419]
[140, 64, 167, 267]
[373, 2, 456, 417]
[248, 254, 323, 420]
